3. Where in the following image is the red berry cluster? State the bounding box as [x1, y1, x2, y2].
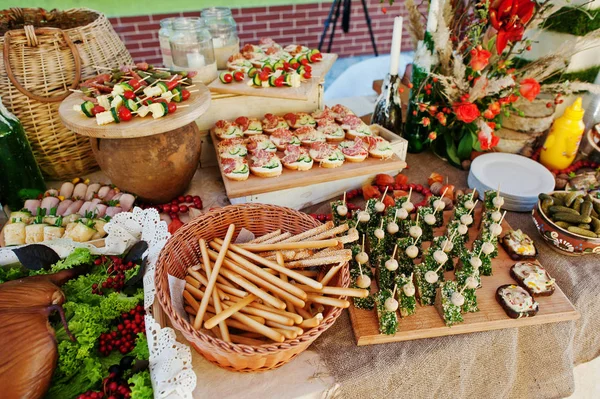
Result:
[91, 256, 138, 295]
[101, 376, 132, 399]
[137, 195, 203, 221]
[531, 147, 599, 176]
[98, 305, 145, 356]
[77, 390, 104, 399]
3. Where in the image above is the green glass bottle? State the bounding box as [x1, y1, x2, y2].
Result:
[0, 98, 46, 210]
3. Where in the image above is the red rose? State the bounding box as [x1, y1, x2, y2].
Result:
[490, 0, 535, 54]
[436, 112, 447, 126]
[470, 46, 492, 71]
[519, 78, 541, 101]
[421, 117, 431, 127]
[453, 102, 480, 124]
[478, 131, 500, 150]
[483, 109, 494, 119]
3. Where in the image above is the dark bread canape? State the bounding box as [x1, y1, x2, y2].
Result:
[496, 284, 539, 319]
[509, 262, 555, 297]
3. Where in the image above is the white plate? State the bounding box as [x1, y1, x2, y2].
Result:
[470, 153, 555, 200]
[467, 174, 537, 211]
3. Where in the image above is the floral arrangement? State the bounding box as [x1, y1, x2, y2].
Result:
[404, 0, 600, 167]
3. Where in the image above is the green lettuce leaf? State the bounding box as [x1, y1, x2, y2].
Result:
[131, 333, 150, 361]
[128, 370, 153, 399]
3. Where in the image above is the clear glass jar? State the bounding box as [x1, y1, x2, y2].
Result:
[201, 7, 239, 70]
[158, 18, 175, 68]
[169, 17, 217, 84]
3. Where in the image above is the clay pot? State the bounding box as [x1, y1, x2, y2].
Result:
[90, 122, 202, 203]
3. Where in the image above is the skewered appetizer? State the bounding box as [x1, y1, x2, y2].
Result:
[501, 229, 537, 260]
[510, 262, 555, 296]
[330, 199, 349, 226]
[454, 271, 480, 313]
[281, 145, 313, 171]
[496, 284, 539, 318]
[375, 288, 399, 335]
[396, 273, 417, 317]
[435, 280, 465, 327]
[349, 242, 375, 310]
[248, 150, 282, 177]
[417, 206, 436, 241]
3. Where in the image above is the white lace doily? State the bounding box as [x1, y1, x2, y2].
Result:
[0, 207, 197, 398]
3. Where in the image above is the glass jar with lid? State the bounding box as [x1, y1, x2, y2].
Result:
[158, 18, 175, 68]
[201, 7, 239, 70]
[169, 17, 217, 84]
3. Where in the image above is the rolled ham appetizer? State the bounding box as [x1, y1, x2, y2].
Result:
[59, 182, 74, 198]
[93, 204, 108, 218]
[41, 196, 60, 214]
[111, 192, 123, 202]
[85, 183, 101, 200]
[105, 206, 122, 217]
[103, 189, 116, 201]
[78, 201, 94, 216]
[97, 185, 111, 199]
[63, 200, 84, 216]
[23, 199, 41, 215]
[91, 198, 102, 206]
[44, 188, 59, 197]
[56, 200, 73, 216]
[73, 183, 88, 199]
[119, 193, 135, 211]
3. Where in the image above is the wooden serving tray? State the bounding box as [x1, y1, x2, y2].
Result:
[58, 83, 211, 139]
[210, 129, 407, 200]
[348, 208, 580, 346]
[208, 53, 337, 101]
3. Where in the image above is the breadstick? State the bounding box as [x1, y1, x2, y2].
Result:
[199, 240, 231, 342]
[247, 229, 282, 244]
[209, 242, 310, 298]
[280, 222, 334, 243]
[306, 293, 350, 308]
[205, 294, 257, 329]
[222, 299, 293, 325]
[295, 306, 313, 320]
[264, 249, 313, 261]
[191, 264, 236, 288]
[207, 248, 306, 308]
[238, 332, 264, 339]
[239, 239, 339, 252]
[185, 284, 266, 324]
[261, 231, 292, 244]
[229, 334, 267, 346]
[219, 267, 286, 309]
[296, 284, 368, 298]
[273, 328, 297, 340]
[194, 224, 235, 330]
[214, 239, 323, 289]
[285, 251, 351, 268]
[266, 321, 304, 335]
[303, 224, 349, 241]
[229, 309, 284, 342]
[319, 262, 344, 286]
[231, 298, 303, 324]
[299, 313, 323, 329]
[189, 269, 248, 299]
[296, 270, 319, 277]
[338, 229, 359, 245]
[186, 270, 228, 301]
[276, 252, 297, 314]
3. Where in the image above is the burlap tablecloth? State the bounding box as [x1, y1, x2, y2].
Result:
[305, 152, 600, 399]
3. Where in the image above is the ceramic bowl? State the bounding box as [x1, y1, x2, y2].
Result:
[531, 191, 600, 256]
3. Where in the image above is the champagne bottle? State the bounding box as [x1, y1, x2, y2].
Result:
[372, 73, 403, 135]
[372, 16, 403, 135]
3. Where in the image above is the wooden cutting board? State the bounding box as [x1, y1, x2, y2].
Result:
[348, 208, 580, 345]
[208, 53, 337, 101]
[210, 130, 407, 199]
[58, 83, 211, 139]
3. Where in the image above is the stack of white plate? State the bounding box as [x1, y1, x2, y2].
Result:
[468, 153, 555, 212]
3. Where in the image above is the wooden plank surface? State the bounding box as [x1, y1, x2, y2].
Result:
[208, 53, 337, 101]
[348, 208, 580, 346]
[210, 130, 407, 198]
[58, 83, 211, 138]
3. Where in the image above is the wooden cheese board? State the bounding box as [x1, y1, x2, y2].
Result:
[208, 53, 337, 101]
[58, 83, 211, 139]
[210, 129, 407, 200]
[348, 208, 580, 346]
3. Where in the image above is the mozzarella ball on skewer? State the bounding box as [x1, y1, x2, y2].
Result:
[460, 214, 473, 226]
[374, 201, 385, 213]
[493, 196, 504, 208]
[356, 274, 371, 289]
[466, 276, 479, 289]
[384, 297, 399, 312]
[385, 258, 399, 271]
[402, 201, 415, 212]
[481, 242, 495, 255]
[374, 228, 385, 240]
[457, 224, 469, 235]
[425, 270, 439, 284]
[403, 283, 416, 297]
[451, 292, 465, 307]
[336, 204, 348, 216]
[396, 208, 409, 220]
[490, 223, 502, 237]
[387, 221, 399, 234]
[424, 214, 436, 226]
[469, 256, 482, 269]
[409, 225, 422, 238]
[433, 250, 448, 265]
[405, 245, 419, 259]
[357, 211, 370, 223]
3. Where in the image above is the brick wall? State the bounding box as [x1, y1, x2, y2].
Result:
[110, 1, 418, 66]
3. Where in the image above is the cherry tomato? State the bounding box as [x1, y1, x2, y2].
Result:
[259, 71, 270, 81]
[181, 89, 191, 101]
[162, 204, 171, 213]
[275, 76, 285, 87]
[303, 72, 312, 79]
[123, 90, 135, 100]
[283, 61, 291, 70]
[263, 66, 272, 73]
[167, 80, 180, 91]
[129, 79, 141, 90]
[310, 53, 322, 62]
[118, 107, 132, 121]
[223, 73, 233, 83]
[185, 195, 193, 202]
[300, 58, 309, 65]
[92, 105, 106, 115]
[233, 71, 245, 81]
[167, 102, 177, 113]
[291, 62, 300, 69]
[178, 196, 185, 202]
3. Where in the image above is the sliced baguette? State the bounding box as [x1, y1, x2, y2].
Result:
[250, 163, 282, 178]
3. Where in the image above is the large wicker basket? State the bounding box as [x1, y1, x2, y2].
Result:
[155, 204, 350, 372]
[0, 8, 133, 179]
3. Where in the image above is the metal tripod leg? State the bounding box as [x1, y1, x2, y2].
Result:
[361, 0, 379, 56]
[327, 0, 343, 53]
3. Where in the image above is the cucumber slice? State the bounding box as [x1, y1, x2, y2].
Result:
[247, 67, 258, 78]
[273, 60, 285, 70]
[160, 102, 169, 116]
[219, 71, 231, 84]
[309, 49, 320, 57]
[289, 57, 298, 65]
[285, 73, 293, 86]
[125, 99, 138, 112]
[268, 76, 278, 87]
[233, 164, 249, 174]
[171, 87, 182, 102]
[157, 82, 169, 93]
[80, 101, 95, 117]
[110, 107, 120, 123]
[120, 83, 134, 91]
[252, 73, 262, 86]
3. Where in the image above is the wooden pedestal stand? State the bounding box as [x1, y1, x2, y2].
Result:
[58, 85, 211, 203]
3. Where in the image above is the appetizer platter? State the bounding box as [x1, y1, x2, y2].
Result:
[209, 38, 337, 100]
[58, 67, 211, 139]
[210, 105, 407, 204]
[339, 189, 578, 345]
[0, 179, 135, 247]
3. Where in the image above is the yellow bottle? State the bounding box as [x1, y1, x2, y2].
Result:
[540, 97, 585, 170]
